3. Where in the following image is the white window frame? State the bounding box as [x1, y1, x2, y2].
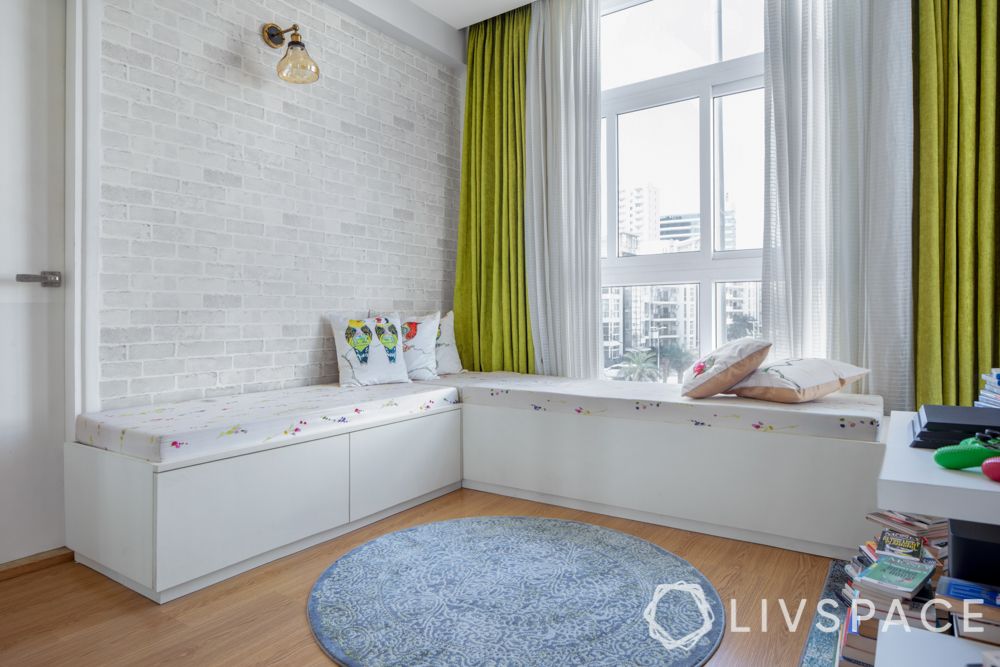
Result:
[600, 2, 765, 359]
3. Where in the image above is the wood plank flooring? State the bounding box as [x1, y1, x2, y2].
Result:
[0, 489, 830, 666]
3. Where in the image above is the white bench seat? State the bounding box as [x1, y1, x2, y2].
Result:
[420, 371, 884, 442]
[422, 371, 888, 559]
[66, 382, 463, 602]
[66, 370, 889, 602]
[75, 382, 459, 465]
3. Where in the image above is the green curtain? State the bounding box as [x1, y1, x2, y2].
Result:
[454, 7, 535, 373]
[915, 0, 998, 407]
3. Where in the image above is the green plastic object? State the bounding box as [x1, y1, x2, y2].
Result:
[934, 437, 1000, 470]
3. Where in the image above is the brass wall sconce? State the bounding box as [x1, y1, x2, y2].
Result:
[261, 22, 320, 84]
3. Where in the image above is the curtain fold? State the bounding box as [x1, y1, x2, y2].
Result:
[856, 0, 916, 412]
[524, 0, 602, 378]
[915, 0, 998, 407]
[454, 7, 535, 374]
[762, 0, 915, 411]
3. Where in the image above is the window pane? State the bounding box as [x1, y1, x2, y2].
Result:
[600, 118, 607, 259]
[721, 0, 764, 60]
[601, 1, 714, 90]
[714, 88, 764, 251]
[617, 99, 700, 256]
[602, 283, 699, 383]
[716, 281, 762, 346]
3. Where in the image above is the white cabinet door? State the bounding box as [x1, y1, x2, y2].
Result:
[1, 0, 66, 564]
[350, 410, 461, 522]
[155, 436, 349, 591]
[64, 443, 155, 588]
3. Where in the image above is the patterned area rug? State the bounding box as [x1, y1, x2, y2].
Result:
[798, 560, 850, 667]
[308, 517, 725, 666]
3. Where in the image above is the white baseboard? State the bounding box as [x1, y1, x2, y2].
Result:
[463, 480, 855, 561]
[75, 482, 462, 604]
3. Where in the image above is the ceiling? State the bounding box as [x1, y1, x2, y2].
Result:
[409, 0, 529, 29]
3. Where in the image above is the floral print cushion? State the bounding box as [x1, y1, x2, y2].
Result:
[418, 371, 570, 389]
[75, 383, 459, 464]
[431, 373, 883, 443]
[728, 358, 870, 403]
[681, 338, 772, 399]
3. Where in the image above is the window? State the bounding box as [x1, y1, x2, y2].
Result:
[617, 99, 700, 256]
[600, 0, 765, 383]
[714, 88, 765, 251]
[715, 281, 763, 346]
[603, 284, 698, 383]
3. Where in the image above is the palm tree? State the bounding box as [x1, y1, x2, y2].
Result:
[619, 348, 662, 382]
[727, 313, 759, 341]
[657, 339, 696, 382]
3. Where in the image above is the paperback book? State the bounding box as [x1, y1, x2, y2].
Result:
[978, 371, 1000, 409]
[855, 557, 935, 598]
[865, 511, 948, 540]
[875, 529, 923, 561]
[837, 608, 874, 667]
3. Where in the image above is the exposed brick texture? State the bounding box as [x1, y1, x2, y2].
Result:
[99, 0, 462, 408]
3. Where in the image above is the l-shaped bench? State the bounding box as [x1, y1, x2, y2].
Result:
[65, 372, 887, 603]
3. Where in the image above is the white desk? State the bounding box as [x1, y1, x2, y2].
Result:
[877, 411, 1000, 525]
[875, 622, 997, 665]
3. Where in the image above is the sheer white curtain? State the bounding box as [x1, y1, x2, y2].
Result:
[763, 0, 913, 410]
[523, 0, 602, 378]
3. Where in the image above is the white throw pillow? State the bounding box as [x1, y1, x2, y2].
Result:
[436, 311, 464, 375]
[332, 313, 411, 386]
[728, 358, 869, 403]
[681, 338, 772, 398]
[401, 312, 441, 381]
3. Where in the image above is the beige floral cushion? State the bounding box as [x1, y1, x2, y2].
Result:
[681, 338, 772, 399]
[728, 358, 869, 403]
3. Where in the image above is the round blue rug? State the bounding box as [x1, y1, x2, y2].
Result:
[308, 516, 725, 666]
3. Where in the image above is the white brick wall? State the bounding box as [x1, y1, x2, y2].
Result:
[99, 0, 463, 408]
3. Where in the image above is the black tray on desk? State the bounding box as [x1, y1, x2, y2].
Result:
[918, 404, 1000, 431]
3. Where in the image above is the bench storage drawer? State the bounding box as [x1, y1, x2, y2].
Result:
[65, 406, 462, 603]
[155, 435, 350, 590]
[350, 410, 461, 522]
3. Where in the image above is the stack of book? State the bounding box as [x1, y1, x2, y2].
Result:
[979, 369, 1000, 409]
[838, 557, 937, 666]
[865, 511, 949, 571]
[837, 515, 948, 666]
[937, 576, 1000, 646]
[838, 606, 878, 667]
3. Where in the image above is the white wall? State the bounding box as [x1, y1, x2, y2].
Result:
[98, 0, 463, 409]
[325, 0, 466, 64]
[409, 0, 531, 30]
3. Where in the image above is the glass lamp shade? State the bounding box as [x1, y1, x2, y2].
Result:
[277, 39, 319, 84]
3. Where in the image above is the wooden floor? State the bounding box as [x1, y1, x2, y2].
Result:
[0, 489, 830, 666]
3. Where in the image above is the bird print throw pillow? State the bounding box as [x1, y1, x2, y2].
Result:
[401, 312, 441, 381]
[333, 312, 411, 386]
